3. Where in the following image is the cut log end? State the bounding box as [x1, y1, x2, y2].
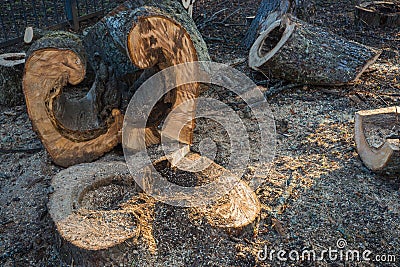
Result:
[23, 32, 123, 167]
[355, 106, 400, 173]
[356, 1, 400, 28]
[249, 14, 381, 85]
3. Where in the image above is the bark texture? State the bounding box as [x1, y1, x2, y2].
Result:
[243, 0, 315, 48]
[0, 53, 26, 107]
[355, 106, 400, 173]
[249, 15, 381, 85]
[103, 0, 210, 145]
[355, 1, 400, 28]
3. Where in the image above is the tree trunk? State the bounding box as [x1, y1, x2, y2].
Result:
[23, 31, 124, 167]
[0, 53, 26, 107]
[243, 0, 315, 48]
[355, 1, 400, 28]
[249, 14, 381, 85]
[355, 106, 400, 174]
[23, 0, 209, 167]
[103, 0, 210, 146]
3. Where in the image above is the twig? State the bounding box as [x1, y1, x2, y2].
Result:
[0, 147, 43, 154]
[264, 83, 302, 98]
[198, 8, 228, 29]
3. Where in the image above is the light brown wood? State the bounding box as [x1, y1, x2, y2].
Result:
[23, 32, 123, 167]
[104, 0, 209, 146]
[49, 161, 156, 266]
[355, 106, 400, 173]
[249, 14, 381, 85]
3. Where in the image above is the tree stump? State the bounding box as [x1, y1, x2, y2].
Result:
[49, 154, 260, 265]
[355, 106, 400, 173]
[23, 31, 124, 167]
[0, 53, 26, 107]
[49, 161, 156, 266]
[249, 14, 382, 85]
[355, 1, 400, 28]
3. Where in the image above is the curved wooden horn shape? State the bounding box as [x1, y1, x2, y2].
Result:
[23, 32, 123, 167]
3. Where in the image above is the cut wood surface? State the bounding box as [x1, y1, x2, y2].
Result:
[152, 151, 261, 229]
[103, 0, 209, 145]
[355, 106, 400, 173]
[49, 154, 260, 265]
[355, 1, 400, 28]
[249, 14, 382, 85]
[0, 52, 26, 107]
[49, 161, 155, 266]
[23, 31, 123, 167]
[23, 0, 209, 166]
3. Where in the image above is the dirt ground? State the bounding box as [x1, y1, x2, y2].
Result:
[1, 0, 400, 266]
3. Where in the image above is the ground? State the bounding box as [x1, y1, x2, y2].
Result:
[0, 0, 399, 266]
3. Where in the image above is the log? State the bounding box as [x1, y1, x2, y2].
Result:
[49, 161, 156, 266]
[249, 14, 382, 85]
[0, 52, 26, 107]
[355, 1, 400, 28]
[152, 151, 261, 229]
[23, 31, 123, 167]
[103, 0, 210, 145]
[355, 106, 400, 173]
[23, 1, 209, 166]
[243, 0, 315, 48]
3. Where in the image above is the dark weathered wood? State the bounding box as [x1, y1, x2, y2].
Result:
[0, 53, 26, 107]
[243, 0, 315, 48]
[355, 1, 400, 28]
[23, 31, 123, 167]
[355, 106, 400, 173]
[249, 14, 381, 85]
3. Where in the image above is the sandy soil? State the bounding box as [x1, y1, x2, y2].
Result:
[1, 0, 399, 266]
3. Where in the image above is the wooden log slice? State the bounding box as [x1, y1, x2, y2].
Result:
[104, 0, 210, 145]
[49, 161, 156, 266]
[0, 52, 26, 107]
[152, 151, 261, 229]
[249, 14, 382, 85]
[355, 1, 400, 28]
[355, 106, 400, 173]
[23, 31, 123, 167]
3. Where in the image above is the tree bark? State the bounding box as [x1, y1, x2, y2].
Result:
[355, 1, 400, 28]
[0, 53, 26, 107]
[23, 31, 124, 167]
[249, 14, 381, 85]
[243, 0, 315, 48]
[103, 0, 210, 146]
[23, 0, 209, 167]
[355, 106, 400, 174]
